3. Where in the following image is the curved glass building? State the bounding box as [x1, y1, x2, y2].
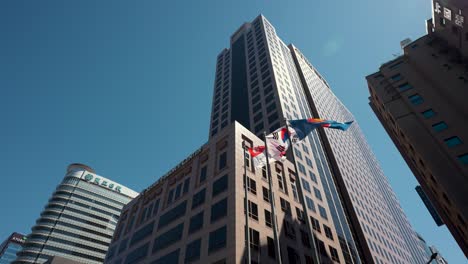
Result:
[13, 164, 138, 264]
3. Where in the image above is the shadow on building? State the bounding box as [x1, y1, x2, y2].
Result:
[240, 218, 335, 264]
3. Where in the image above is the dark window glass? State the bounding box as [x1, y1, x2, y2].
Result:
[192, 189, 206, 209]
[445, 136, 462, 147]
[189, 211, 204, 234]
[408, 94, 424, 105]
[432, 122, 448, 132]
[280, 198, 291, 215]
[305, 197, 315, 212]
[152, 249, 180, 264]
[267, 237, 276, 259]
[245, 228, 260, 251]
[124, 243, 149, 264]
[390, 74, 402, 81]
[311, 216, 321, 233]
[200, 166, 207, 183]
[318, 205, 328, 220]
[262, 187, 270, 202]
[184, 239, 201, 263]
[458, 153, 468, 164]
[183, 178, 190, 194]
[287, 246, 300, 264]
[313, 187, 322, 201]
[329, 246, 340, 262]
[324, 225, 334, 240]
[264, 209, 272, 227]
[208, 226, 227, 253]
[153, 223, 184, 253]
[167, 189, 174, 205]
[302, 179, 311, 193]
[158, 201, 187, 229]
[211, 198, 228, 222]
[212, 175, 228, 197]
[245, 200, 258, 220]
[174, 184, 182, 200]
[422, 109, 436, 118]
[284, 220, 296, 240]
[300, 230, 311, 248]
[219, 152, 227, 170]
[244, 177, 257, 195]
[130, 221, 154, 245]
[398, 82, 413, 92]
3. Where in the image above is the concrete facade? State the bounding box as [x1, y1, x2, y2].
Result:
[105, 122, 348, 264]
[13, 164, 138, 264]
[366, 0, 468, 257]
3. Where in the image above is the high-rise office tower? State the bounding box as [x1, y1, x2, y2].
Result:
[366, 0, 467, 257]
[106, 15, 428, 264]
[209, 15, 427, 263]
[13, 164, 138, 264]
[0, 233, 26, 263]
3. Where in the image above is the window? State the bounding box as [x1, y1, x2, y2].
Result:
[311, 216, 321, 233]
[130, 221, 154, 245]
[305, 197, 315, 212]
[390, 74, 402, 81]
[153, 249, 180, 264]
[329, 246, 340, 262]
[211, 198, 228, 222]
[302, 179, 311, 193]
[267, 237, 276, 259]
[398, 82, 413, 92]
[183, 177, 190, 194]
[408, 94, 424, 105]
[324, 225, 334, 240]
[296, 207, 305, 223]
[280, 198, 291, 216]
[219, 152, 227, 170]
[432, 122, 448, 132]
[246, 228, 260, 251]
[297, 163, 306, 174]
[264, 209, 273, 227]
[458, 153, 468, 164]
[153, 223, 184, 253]
[174, 184, 182, 200]
[185, 239, 201, 263]
[318, 205, 328, 220]
[208, 226, 227, 253]
[167, 189, 174, 205]
[262, 187, 270, 202]
[212, 175, 228, 197]
[305, 157, 313, 168]
[287, 247, 300, 264]
[158, 201, 187, 229]
[421, 109, 436, 118]
[445, 136, 462, 147]
[313, 187, 322, 201]
[188, 211, 204, 234]
[284, 220, 296, 240]
[125, 243, 149, 264]
[192, 189, 206, 209]
[309, 171, 317, 183]
[246, 200, 258, 220]
[244, 177, 257, 195]
[300, 230, 311, 248]
[200, 166, 207, 183]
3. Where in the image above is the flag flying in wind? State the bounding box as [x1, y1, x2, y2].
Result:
[248, 126, 295, 168]
[289, 118, 353, 140]
[248, 118, 353, 168]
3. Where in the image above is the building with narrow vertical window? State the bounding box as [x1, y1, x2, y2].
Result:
[106, 14, 429, 264]
[0, 233, 26, 263]
[13, 164, 138, 264]
[366, 0, 467, 257]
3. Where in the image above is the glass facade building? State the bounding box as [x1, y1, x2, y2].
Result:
[0, 233, 26, 264]
[13, 164, 138, 264]
[209, 15, 427, 263]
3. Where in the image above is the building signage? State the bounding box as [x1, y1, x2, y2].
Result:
[83, 173, 122, 193]
[435, 2, 464, 27]
[10, 233, 27, 244]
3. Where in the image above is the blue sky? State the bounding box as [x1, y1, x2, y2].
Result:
[0, 0, 464, 262]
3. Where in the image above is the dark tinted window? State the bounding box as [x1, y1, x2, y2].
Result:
[158, 201, 187, 229]
[184, 239, 201, 263]
[208, 226, 227, 253]
[213, 175, 228, 197]
[211, 198, 228, 223]
[189, 211, 204, 234]
[153, 223, 184, 253]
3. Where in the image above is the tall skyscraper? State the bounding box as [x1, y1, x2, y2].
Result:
[366, 0, 467, 257]
[13, 164, 138, 264]
[106, 15, 428, 264]
[209, 15, 427, 263]
[0, 233, 26, 263]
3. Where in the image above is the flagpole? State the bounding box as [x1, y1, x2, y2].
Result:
[242, 141, 251, 264]
[284, 119, 321, 264]
[263, 131, 283, 264]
